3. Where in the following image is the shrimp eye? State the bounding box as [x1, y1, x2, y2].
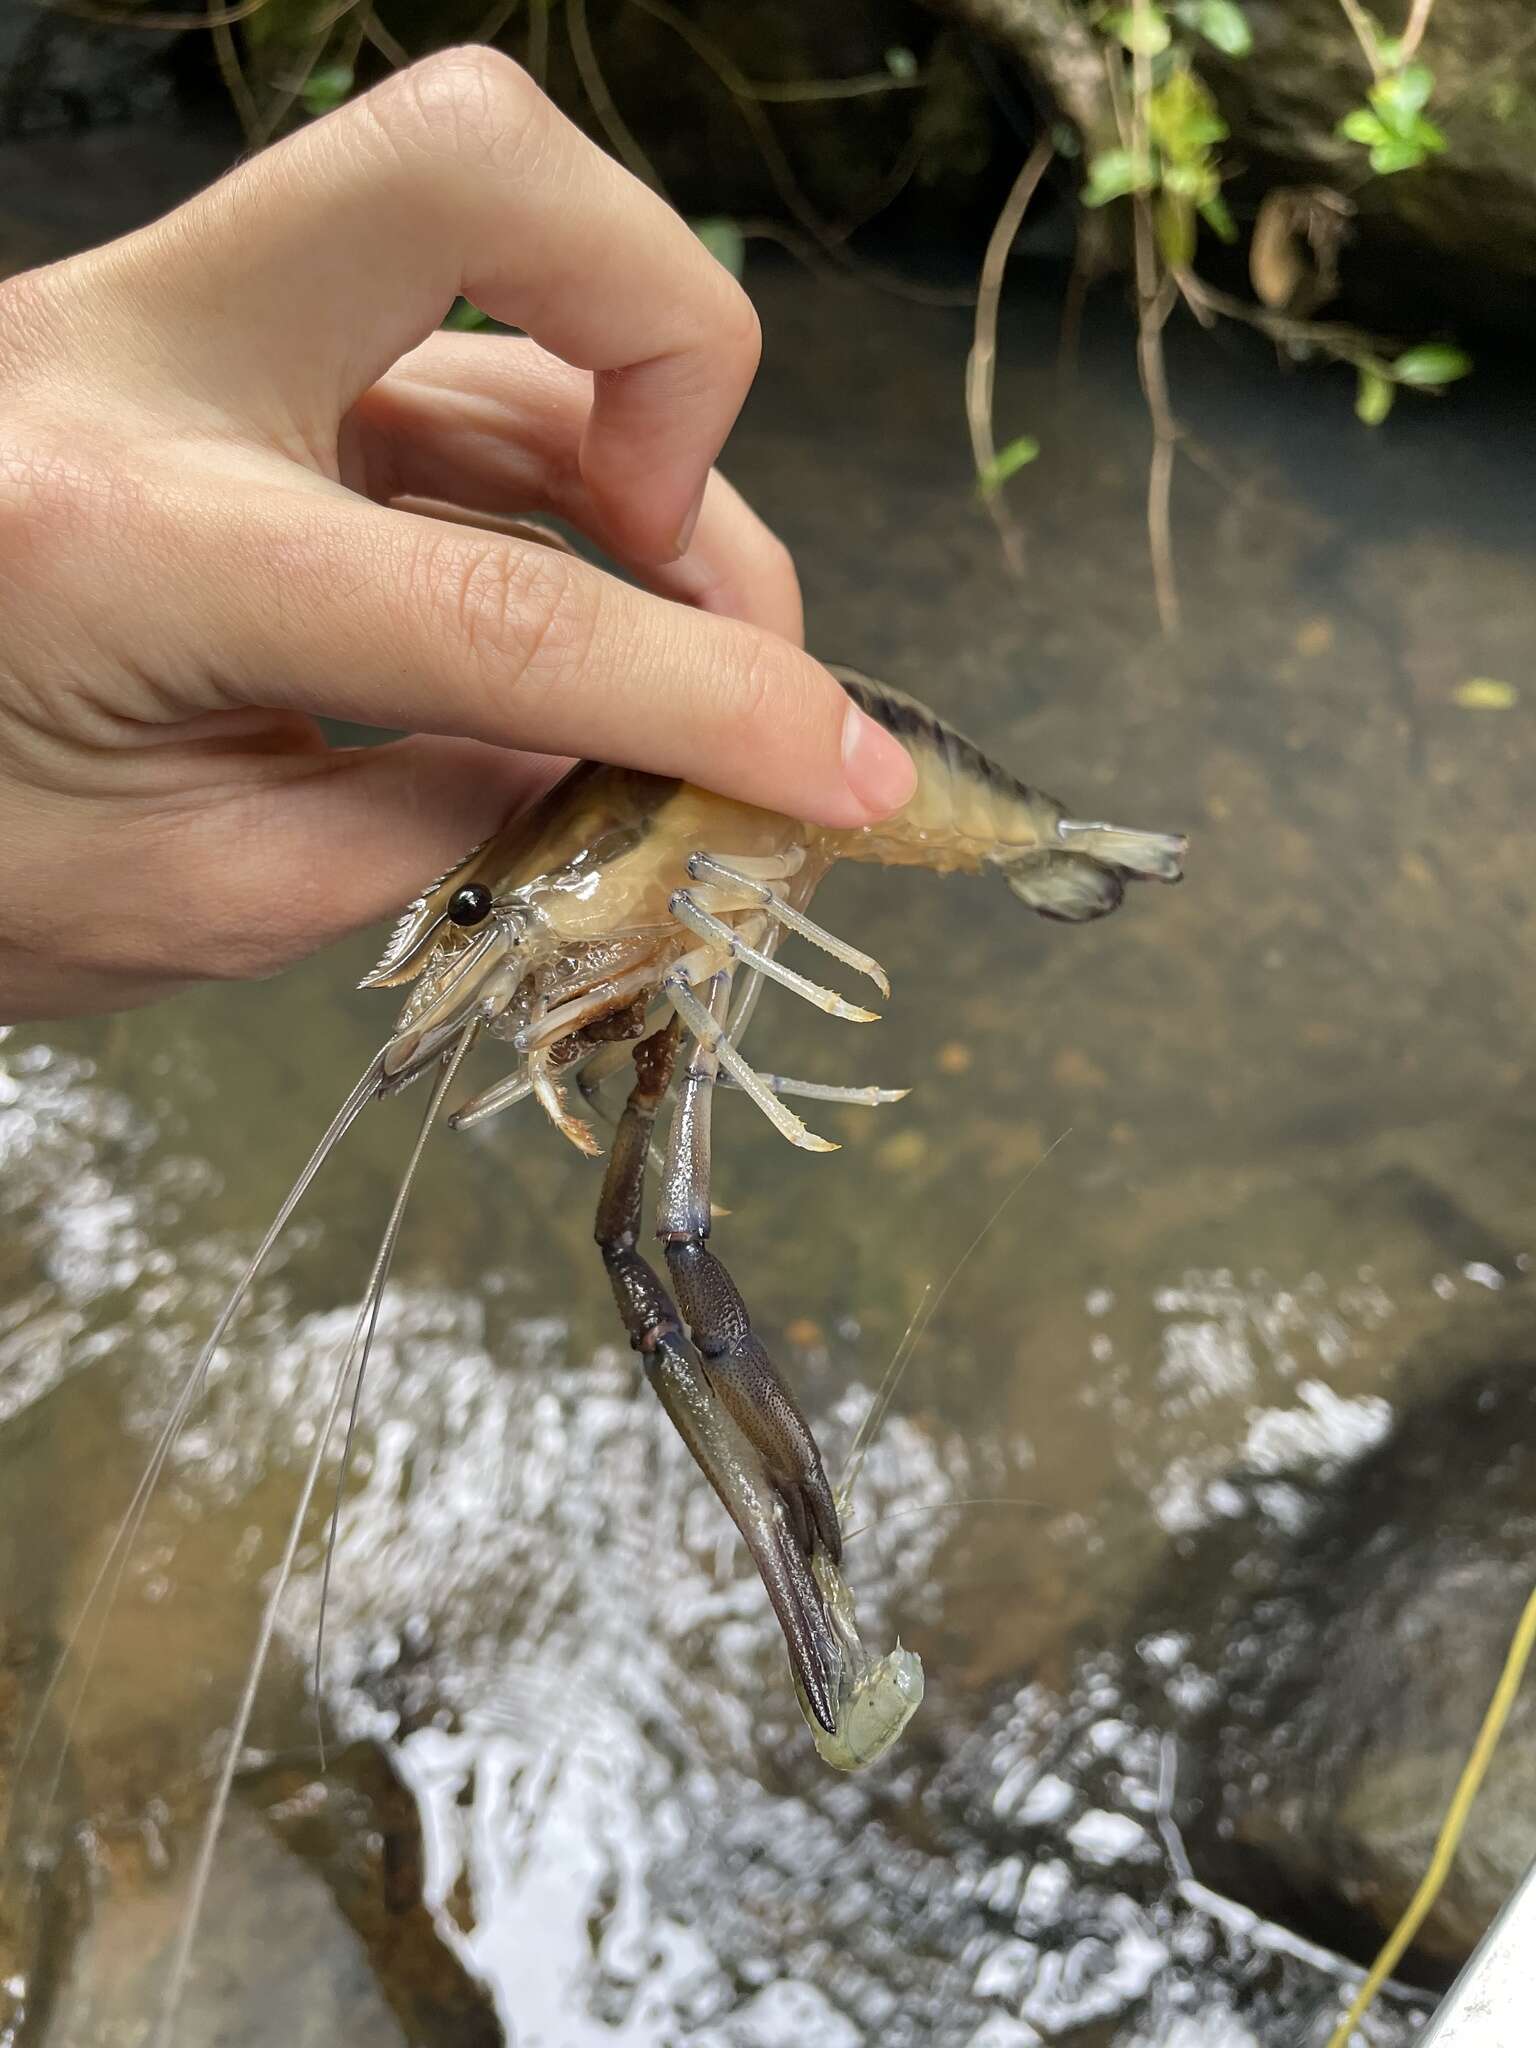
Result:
[447, 882, 493, 928]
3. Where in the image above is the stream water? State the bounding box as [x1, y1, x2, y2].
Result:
[4, 234, 1536, 2045]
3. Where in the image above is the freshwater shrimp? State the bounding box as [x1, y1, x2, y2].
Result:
[21, 608, 1186, 2034]
[352, 659, 1183, 1744]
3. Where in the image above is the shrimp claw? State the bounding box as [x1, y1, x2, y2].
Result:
[594, 1021, 844, 1732]
[659, 973, 841, 1557]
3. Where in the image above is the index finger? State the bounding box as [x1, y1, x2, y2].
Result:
[110, 48, 758, 565]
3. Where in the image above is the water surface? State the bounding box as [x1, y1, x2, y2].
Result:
[4, 250, 1536, 2044]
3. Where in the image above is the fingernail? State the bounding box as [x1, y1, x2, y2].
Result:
[671, 483, 707, 560]
[841, 703, 917, 818]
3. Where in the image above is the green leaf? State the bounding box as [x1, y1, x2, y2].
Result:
[1199, 189, 1238, 241]
[1453, 677, 1518, 710]
[1391, 343, 1473, 386]
[1339, 107, 1388, 144]
[301, 62, 353, 116]
[442, 298, 489, 331]
[977, 435, 1041, 497]
[1373, 62, 1434, 120]
[1356, 366, 1395, 425]
[1082, 147, 1156, 206]
[1156, 191, 1197, 268]
[1369, 134, 1428, 173]
[1149, 65, 1228, 153]
[1191, 0, 1252, 55]
[1104, 5, 1172, 55]
[693, 216, 746, 278]
[884, 45, 919, 80]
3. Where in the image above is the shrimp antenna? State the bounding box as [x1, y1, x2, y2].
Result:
[311, 1053, 461, 1764]
[841, 1495, 1051, 1545]
[838, 1130, 1072, 1516]
[155, 1021, 478, 2044]
[836, 1280, 933, 1516]
[6, 1052, 386, 1873]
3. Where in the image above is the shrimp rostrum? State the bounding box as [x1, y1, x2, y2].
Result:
[357, 665, 1185, 1760]
[29, 656, 1185, 2037]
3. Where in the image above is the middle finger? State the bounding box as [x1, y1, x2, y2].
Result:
[344, 332, 804, 643]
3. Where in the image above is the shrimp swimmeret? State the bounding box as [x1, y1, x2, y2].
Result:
[24, 609, 1186, 2039]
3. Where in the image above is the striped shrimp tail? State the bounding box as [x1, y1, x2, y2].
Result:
[1056, 819, 1187, 883]
[993, 819, 1186, 924]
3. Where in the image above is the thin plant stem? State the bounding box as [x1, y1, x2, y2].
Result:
[360, 4, 408, 69]
[1336, 0, 1386, 73]
[1324, 1578, 1536, 2048]
[1056, 255, 1090, 393]
[1129, 0, 1180, 634]
[734, 68, 926, 105]
[527, 0, 548, 91]
[211, 0, 262, 144]
[1177, 270, 1399, 362]
[1399, 0, 1438, 59]
[38, 0, 269, 25]
[469, 0, 522, 44]
[250, 0, 366, 148]
[965, 136, 1054, 581]
[568, 0, 665, 192]
[621, 0, 970, 308]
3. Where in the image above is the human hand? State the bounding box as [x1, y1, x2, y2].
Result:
[0, 48, 915, 1021]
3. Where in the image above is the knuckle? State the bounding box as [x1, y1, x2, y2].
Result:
[723, 626, 786, 737]
[371, 46, 541, 169]
[0, 267, 55, 378]
[668, 282, 759, 406]
[0, 433, 116, 590]
[435, 533, 596, 702]
[715, 283, 762, 378]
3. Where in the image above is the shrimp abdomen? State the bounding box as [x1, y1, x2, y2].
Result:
[822, 667, 1185, 923]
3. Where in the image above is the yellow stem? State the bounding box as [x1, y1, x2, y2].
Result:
[1325, 1579, 1536, 2048]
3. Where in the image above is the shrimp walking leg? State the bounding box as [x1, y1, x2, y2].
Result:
[719, 1070, 909, 1106]
[665, 979, 837, 1152]
[594, 1020, 843, 1733]
[684, 852, 890, 997]
[656, 978, 842, 1564]
[668, 889, 879, 1023]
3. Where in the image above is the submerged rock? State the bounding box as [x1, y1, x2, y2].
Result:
[242, 1743, 503, 2047]
[1140, 1298, 1536, 1972]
